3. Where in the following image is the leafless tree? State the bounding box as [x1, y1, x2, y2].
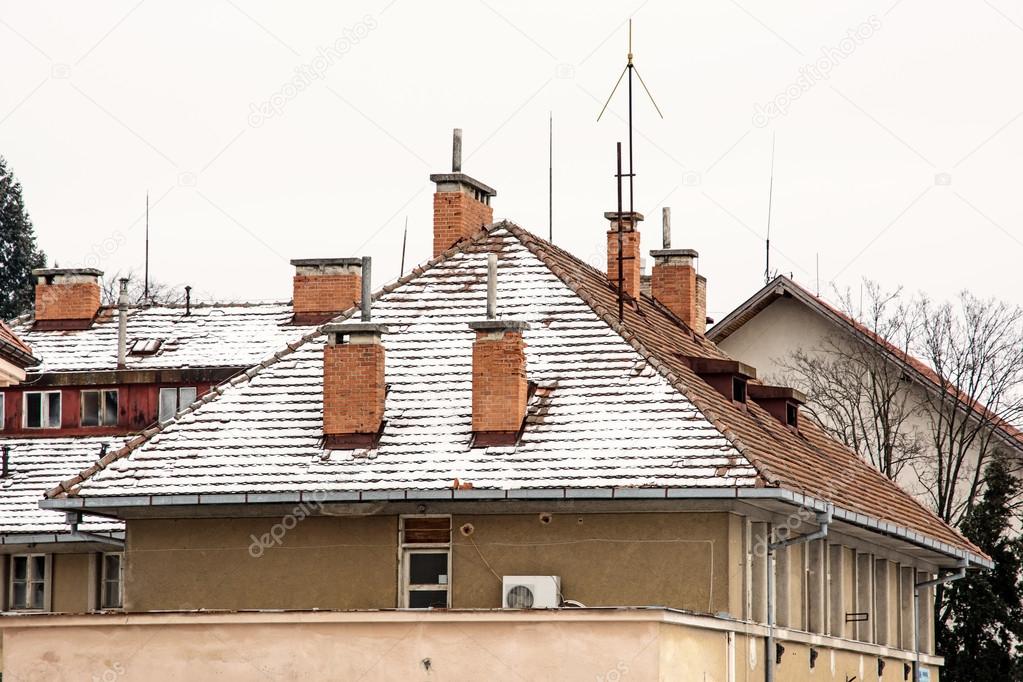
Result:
[100, 269, 188, 306]
[916, 292, 1023, 525]
[778, 281, 927, 480]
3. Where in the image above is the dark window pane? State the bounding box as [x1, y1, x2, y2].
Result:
[409, 552, 448, 585]
[26, 393, 41, 428]
[408, 590, 447, 608]
[32, 555, 45, 580]
[12, 556, 27, 579]
[103, 391, 118, 425]
[31, 581, 44, 608]
[81, 391, 100, 426]
[47, 392, 61, 427]
[12, 582, 26, 609]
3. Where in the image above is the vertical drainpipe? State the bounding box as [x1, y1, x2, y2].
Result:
[913, 560, 967, 681]
[765, 509, 831, 682]
[116, 278, 129, 369]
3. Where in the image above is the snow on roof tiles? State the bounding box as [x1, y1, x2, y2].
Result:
[10, 303, 315, 372]
[0, 436, 123, 535]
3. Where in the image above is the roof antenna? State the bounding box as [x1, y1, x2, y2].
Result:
[765, 132, 776, 284]
[548, 111, 553, 242]
[615, 142, 625, 322]
[400, 217, 408, 277]
[815, 253, 820, 296]
[598, 18, 664, 229]
[144, 191, 150, 303]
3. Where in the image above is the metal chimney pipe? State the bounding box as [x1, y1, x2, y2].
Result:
[486, 253, 497, 319]
[1, 445, 9, 478]
[360, 256, 372, 322]
[452, 128, 463, 173]
[184, 285, 192, 316]
[117, 278, 129, 369]
[662, 207, 671, 249]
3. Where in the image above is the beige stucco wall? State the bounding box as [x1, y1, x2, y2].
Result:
[0, 610, 943, 682]
[51, 553, 92, 614]
[126, 512, 732, 614]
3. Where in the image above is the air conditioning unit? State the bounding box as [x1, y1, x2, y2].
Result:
[502, 575, 561, 609]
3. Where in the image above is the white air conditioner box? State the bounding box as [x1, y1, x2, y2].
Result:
[502, 575, 561, 609]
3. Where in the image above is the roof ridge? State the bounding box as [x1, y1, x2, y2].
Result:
[44, 225, 504, 499]
[499, 221, 779, 487]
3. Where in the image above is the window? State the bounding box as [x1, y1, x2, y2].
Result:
[23, 391, 61, 429]
[100, 552, 123, 609]
[0, 393, 4, 430]
[129, 338, 163, 356]
[9, 554, 48, 610]
[732, 376, 747, 403]
[159, 387, 198, 422]
[81, 390, 118, 427]
[400, 516, 451, 608]
[786, 402, 799, 427]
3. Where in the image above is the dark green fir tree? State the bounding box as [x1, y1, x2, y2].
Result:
[939, 454, 1023, 681]
[0, 155, 46, 320]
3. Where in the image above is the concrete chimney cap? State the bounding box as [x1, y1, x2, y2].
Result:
[289, 258, 363, 267]
[32, 267, 103, 278]
[468, 319, 530, 332]
[323, 322, 389, 336]
[650, 248, 699, 260]
[429, 173, 497, 197]
[603, 211, 645, 222]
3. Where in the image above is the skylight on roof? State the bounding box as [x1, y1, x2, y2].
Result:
[128, 339, 163, 356]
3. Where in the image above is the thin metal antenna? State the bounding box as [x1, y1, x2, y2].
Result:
[400, 217, 408, 276]
[144, 192, 150, 302]
[598, 18, 663, 232]
[548, 111, 553, 242]
[616, 142, 624, 323]
[815, 253, 820, 296]
[765, 133, 776, 284]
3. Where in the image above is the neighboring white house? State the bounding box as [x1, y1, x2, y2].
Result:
[709, 275, 1023, 519]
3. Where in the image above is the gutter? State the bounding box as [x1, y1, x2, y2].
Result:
[65, 511, 125, 548]
[0, 530, 124, 546]
[913, 559, 968, 681]
[765, 509, 831, 682]
[40, 486, 989, 567]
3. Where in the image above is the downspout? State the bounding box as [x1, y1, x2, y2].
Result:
[65, 511, 125, 548]
[766, 508, 832, 682]
[116, 278, 129, 369]
[913, 559, 968, 681]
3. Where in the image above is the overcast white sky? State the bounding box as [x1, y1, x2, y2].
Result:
[1, 1, 1020, 319]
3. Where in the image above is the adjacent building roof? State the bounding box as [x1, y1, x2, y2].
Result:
[10, 303, 316, 373]
[707, 275, 1023, 452]
[0, 321, 37, 369]
[0, 436, 124, 540]
[42, 224, 989, 566]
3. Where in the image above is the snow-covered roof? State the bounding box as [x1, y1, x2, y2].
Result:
[0, 436, 123, 537]
[10, 303, 315, 373]
[44, 223, 985, 561]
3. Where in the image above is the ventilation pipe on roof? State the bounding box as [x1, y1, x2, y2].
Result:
[765, 509, 831, 682]
[914, 560, 968, 681]
[1, 445, 9, 478]
[117, 278, 129, 369]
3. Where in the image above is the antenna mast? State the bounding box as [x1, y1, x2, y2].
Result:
[616, 142, 624, 322]
[144, 192, 150, 302]
[400, 216, 408, 277]
[548, 111, 553, 242]
[765, 133, 776, 284]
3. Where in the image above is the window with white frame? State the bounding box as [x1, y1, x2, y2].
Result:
[399, 516, 451, 608]
[100, 552, 123, 609]
[23, 391, 61, 429]
[81, 389, 118, 427]
[9, 554, 48, 610]
[159, 386, 197, 422]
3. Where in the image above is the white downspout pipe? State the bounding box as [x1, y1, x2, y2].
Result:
[913, 559, 968, 681]
[766, 508, 832, 682]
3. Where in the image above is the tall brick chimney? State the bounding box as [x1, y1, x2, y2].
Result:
[430, 128, 496, 257]
[468, 254, 529, 446]
[32, 268, 103, 330]
[322, 262, 388, 448]
[605, 211, 643, 299]
[290, 258, 364, 325]
[650, 208, 706, 334]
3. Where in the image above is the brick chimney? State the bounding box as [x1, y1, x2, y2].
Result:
[468, 254, 529, 446]
[32, 268, 102, 330]
[650, 208, 706, 334]
[430, 128, 496, 257]
[290, 258, 364, 325]
[605, 211, 643, 299]
[322, 261, 388, 448]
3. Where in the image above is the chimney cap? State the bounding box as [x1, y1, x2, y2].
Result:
[290, 258, 364, 268]
[32, 267, 103, 278]
[468, 319, 530, 332]
[430, 173, 497, 198]
[650, 248, 699, 261]
[604, 211, 645, 222]
[323, 322, 389, 335]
